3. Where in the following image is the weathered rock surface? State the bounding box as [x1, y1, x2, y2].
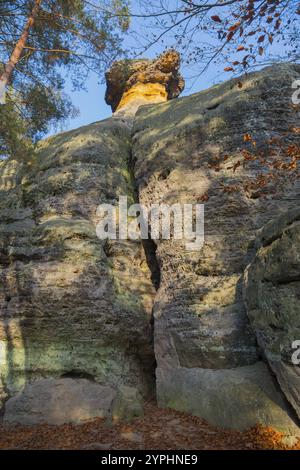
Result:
[244, 207, 300, 420]
[0, 118, 156, 417]
[0, 57, 299, 434]
[4, 378, 116, 425]
[105, 49, 184, 115]
[157, 363, 299, 434]
[132, 62, 300, 433]
[111, 385, 144, 422]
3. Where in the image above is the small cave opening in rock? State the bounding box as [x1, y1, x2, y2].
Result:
[60, 371, 95, 382]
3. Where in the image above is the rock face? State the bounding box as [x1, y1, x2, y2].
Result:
[105, 49, 184, 115]
[0, 118, 156, 423]
[111, 385, 144, 423]
[0, 54, 299, 434]
[132, 62, 300, 433]
[4, 378, 116, 425]
[157, 363, 298, 433]
[244, 208, 300, 420]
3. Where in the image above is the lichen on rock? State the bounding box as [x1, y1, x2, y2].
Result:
[0, 118, 156, 423]
[244, 207, 300, 420]
[132, 62, 300, 436]
[0, 54, 299, 437]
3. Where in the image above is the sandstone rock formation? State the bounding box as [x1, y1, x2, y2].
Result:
[156, 363, 298, 433]
[244, 208, 300, 420]
[111, 385, 144, 423]
[4, 378, 116, 425]
[0, 118, 156, 423]
[105, 49, 184, 116]
[132, 62, 300, 434]
[0, 52, 299, 436]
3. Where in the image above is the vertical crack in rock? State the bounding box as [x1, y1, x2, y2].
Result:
[127, 145, 161, 293]
[126, 133, 161, 383]
[106, 51, 185, 393]
[106, 49, 185, 403]
[141, 240, 161, 292]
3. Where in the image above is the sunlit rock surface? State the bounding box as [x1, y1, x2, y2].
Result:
[132, 62, 300, 434]
[105, 49, 184, 116]
[244, 207, 300, 420]
[0, 118, 156, 423]
[0, 57, 299, 433]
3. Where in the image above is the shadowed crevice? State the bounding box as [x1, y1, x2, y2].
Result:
[141, 239, 161, 291]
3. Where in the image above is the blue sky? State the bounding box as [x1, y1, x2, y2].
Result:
[63, 61, 220, 130]
[61, 52, 225, 133]
[57, 1, 295, 134]
[59, 1, 231, 133]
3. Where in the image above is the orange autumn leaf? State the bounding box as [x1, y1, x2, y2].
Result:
[243, 133, 253, 142]
[228, 21, 241, 31]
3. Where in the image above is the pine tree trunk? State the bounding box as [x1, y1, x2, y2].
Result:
[0, 0, 42, 89]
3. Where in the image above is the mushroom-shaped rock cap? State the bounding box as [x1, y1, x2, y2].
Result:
[105, 49, 185, 115]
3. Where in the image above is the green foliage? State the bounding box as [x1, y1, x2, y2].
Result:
[0, 0, 129, 158]
[0, 92, 33, 160]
